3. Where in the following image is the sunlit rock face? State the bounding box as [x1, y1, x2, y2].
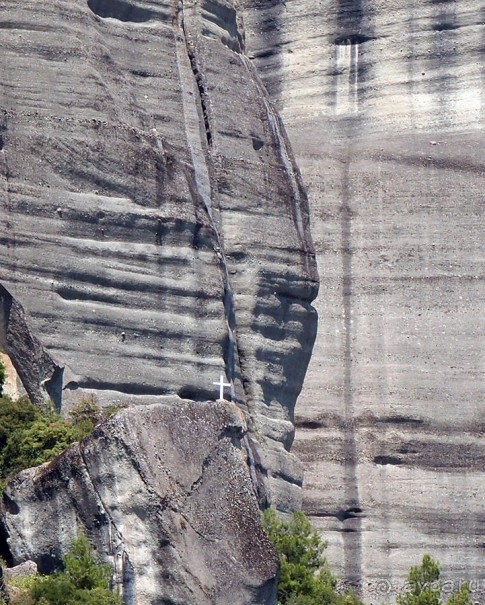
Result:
[1, 401, 279, 605]
[0, 0, 318, 509]
[241, 0, 485, 599]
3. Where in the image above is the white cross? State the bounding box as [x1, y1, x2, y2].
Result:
[213, 373, 231, 401]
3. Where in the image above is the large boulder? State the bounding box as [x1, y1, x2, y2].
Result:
[1, 400, 278, 605]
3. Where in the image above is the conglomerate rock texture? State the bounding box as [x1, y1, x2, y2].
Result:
[1, 0, 484, 600]
[240, 0, 485, 600]
[0, 0, 318, 510]
[1, 401, 279, 605]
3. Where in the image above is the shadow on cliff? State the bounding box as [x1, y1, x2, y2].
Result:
[253, 274, 318, 448]
[87, 0, 159, 23]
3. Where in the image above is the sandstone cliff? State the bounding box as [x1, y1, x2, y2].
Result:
[0, 0, 318, 511]
[240, 0, 485, 599]
[1, 400, 278, 605]
[0, 0, 321, 601]
[2, 0, 483, 600]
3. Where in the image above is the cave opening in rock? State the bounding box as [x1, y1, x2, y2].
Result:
[87, 0, 157, 23]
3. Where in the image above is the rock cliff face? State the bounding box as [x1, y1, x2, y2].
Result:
[240, 0, 485, 599]
[0, 0, 318, 510]
[1, 400, 278, 605]
[2, 0, 483, 600]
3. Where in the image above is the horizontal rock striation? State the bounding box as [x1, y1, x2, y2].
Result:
[0, 400, 278, 605]
[241, 0, 485, 600]
[0, 0, 318, 509]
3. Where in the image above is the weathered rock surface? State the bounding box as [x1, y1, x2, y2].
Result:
[0, 0, 318, 509]
[240, 0, 485, 600]
[1, 400, 278, 605]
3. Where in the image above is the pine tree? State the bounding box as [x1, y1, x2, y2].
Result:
[397, 555, 473, 605]
[262, 509, 361, 605]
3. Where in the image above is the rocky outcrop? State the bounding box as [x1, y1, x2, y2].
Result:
[0, 0, 318, 509]
[240, 0, 485, 600]
[0, 285, 62, 406]
[1, 400, 278, 605]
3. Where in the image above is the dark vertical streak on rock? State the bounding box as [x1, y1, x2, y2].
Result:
[246, 0, 285, 105]
[0, 112, 13, 255]
[0, 112, 6, 152]
[333, 2, 374, 590]
[121, 552, 136, 605]
[371, 153, 392, 583]
[482, 6, 485, 115]
[336, 0, 364, 37]
[430, 1, 458, 126]
[340, 154, 362, 590]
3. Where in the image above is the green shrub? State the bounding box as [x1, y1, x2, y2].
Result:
[67, 396, 101, 436]
[3, 416, 80, 472]
[0, 397, 96, 491]
[445, 585, 473, 605]
[8, 535, 122, 605]
[262, 509, 362, 605]
[0, 397, 40, 451]
[68, 397, 125, 436]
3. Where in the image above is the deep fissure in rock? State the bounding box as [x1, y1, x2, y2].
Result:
[185, 47, 213, 147]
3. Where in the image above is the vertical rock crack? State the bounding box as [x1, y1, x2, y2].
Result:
[174, 1, 246, 400]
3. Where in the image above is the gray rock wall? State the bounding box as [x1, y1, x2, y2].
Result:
[241, 0, 484, 600]
[1, 400, 278, 605]
[0, 0, 318, 509]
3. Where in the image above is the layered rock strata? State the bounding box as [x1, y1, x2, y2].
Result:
[0, 400, 278, 605]
[240, 0, 485, 600]
[0, 0, 318, 509]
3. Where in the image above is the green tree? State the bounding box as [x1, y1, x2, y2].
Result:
[398, 554, 441, 605]
[63, 535, 113, 590]
[262, 509, 361, 605]
[397, 556, 472, 605]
